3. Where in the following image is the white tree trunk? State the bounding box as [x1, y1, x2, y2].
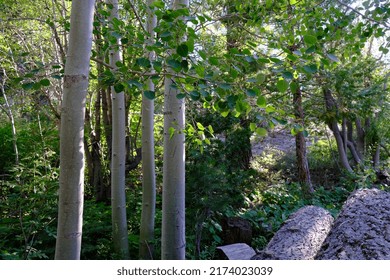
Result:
[55, 0, 95, 260]
[107, 0, 129, 259]
[0, 70, 19, 165]
[139, 0, 157, 260]
[161, 0, 189, 260]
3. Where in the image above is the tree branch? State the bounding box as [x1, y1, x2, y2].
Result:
[126, 0, 147, 34]
[336, 0, 390, 29]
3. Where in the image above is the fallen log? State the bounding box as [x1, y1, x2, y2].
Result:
[316, 188, 390, 260]
[251, 205, 334, 260]
[216, 243, 256, 260]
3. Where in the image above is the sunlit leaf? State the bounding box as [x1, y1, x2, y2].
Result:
[276, 79, 289, 93]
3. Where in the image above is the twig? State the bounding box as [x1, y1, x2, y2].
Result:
[126, 0, 147, 34]
[336, 0, 390, 29]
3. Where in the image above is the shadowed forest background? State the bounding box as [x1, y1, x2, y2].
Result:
[0, 0, 389, 260]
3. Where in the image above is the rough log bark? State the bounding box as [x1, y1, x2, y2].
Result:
[316, 188, 390, 260]
[217, 243, 256, 260]
[251, 206, 334, 260]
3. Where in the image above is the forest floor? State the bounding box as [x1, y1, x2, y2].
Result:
[252, 129, 297, 156]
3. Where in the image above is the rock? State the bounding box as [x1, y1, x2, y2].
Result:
[316, 188, 390, 260]
[251, 205, 334, 260]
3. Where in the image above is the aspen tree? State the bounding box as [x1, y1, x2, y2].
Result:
[107, 0, 130, 259]
[161, 0, 189, 260]
[139, 0, 157, 260]
[55, 0, 95, 260]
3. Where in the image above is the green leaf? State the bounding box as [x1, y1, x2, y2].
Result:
[246, 88, 258, 97]
[276, 79, 289, 93]
[256, 73, 266, 84]
[257, 57, 270, 63]
[274, 118, 288, 125]
[39, 79, 51, 86]
[176, 43, 189, 57]
[51, 75, 62, 80]
[219, 83, 232, 90]
[265, 105, 276, 113]
[152, 61, 162, 72]
[245, 56, 255, 62]
[160, 31, 172, 38]
[189, 90, 201, 101]
[136, 58, 151, 68]
[144, 90, 155, 100]
[303, 64, 317, 74]
[250, 123, 257, 131]
[303, 34, 317, 45]
[167, 59, 182, 72]
[198, 50, 207, 60]
[114, 83, 124, 93]
[255, 127, 267, 136]
[169, 127, 175, 139]
[209, 57, 219, 65]
[235, 100, 249, 113]
[256, 96, 266, 108]
[282, 71, 294, 80]
[176, 93, 186, 99]
[127, 79, 143, 89]
[270, 57, 283, 64]
[152, 0, 165, 8]
[305, 46, 317, 54]
[221, 110, 229, 117]
[290, 82, 299, 93]
[22, 82, 35, 90]
[196, 122, 205, 130]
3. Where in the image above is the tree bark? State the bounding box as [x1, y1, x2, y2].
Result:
[316, 188, 390, 260]
[356, 118, 365, 158]
[107, 0, 129, 259]
[0, 70, 19, 165]
[55, 0, 95, 260]
[252, 206, 334, 260]
[293, 85, 313, 196]
[161, 0, 188, 260]
[323, 88, 353, 173]
[139, 0, 157, 260]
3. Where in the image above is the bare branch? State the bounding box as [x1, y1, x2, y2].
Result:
[336, 0, 390, 29]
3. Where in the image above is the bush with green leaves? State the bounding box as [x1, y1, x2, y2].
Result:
[0, 120, 59, 259]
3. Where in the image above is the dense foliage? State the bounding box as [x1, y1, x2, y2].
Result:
[1, 0, 389, 259]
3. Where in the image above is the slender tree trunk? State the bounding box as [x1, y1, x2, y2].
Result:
[0, 71, 19, 165]
[55, 0, 95, 260]
[107, 0, 129, 259]
[342, 117, 347, 155]
[373, 73, 389, 168]
[356, 118, 365, 159]
[161, 0, 189, 260]
[323, 88, 353, 174]
[139, 0, 157, 260]
[293, 85, 313, 196]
